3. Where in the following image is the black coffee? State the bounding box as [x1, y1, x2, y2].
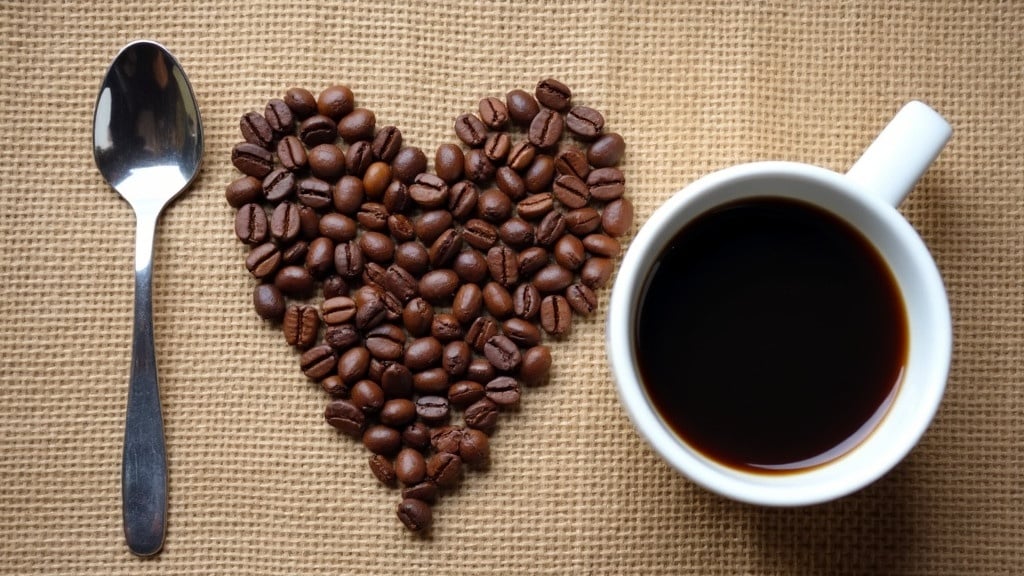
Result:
[635, 197, 907, 473]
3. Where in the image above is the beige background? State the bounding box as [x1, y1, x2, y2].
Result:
[1, 1, 1022, 574]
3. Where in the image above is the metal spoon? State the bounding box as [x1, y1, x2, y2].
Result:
[92, 40, 203, 556]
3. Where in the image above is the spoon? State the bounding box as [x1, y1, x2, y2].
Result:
[92, 40, 203, 556]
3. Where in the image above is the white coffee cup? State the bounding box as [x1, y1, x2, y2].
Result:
[607, 101, 952, 506]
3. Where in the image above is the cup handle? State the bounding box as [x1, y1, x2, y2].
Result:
[845, 100, 952, 207]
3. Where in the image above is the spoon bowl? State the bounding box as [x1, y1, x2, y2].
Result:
[93, 40, 203, 557]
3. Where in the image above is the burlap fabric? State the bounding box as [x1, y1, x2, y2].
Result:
[1, 1, 1021, 573]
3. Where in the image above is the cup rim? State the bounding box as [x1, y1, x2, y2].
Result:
[607, 161, 951, 506]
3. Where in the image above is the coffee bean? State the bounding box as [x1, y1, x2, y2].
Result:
[270, 201, 301, 243]
[465, 359, 496, 386]
[413, 209, 453, 244]
[383, 264, 419, 303]
[246, 242, 281, 279]
[528, 108, 564, 149]
[601, 198, 633, 237]
[524, 154, 555, 192]
[381, 362, 414, 399]
[263, 168, 296, 203]
[580, 256, 614, 289]
[565, 207, 602, 236]
[566, 283, 598, 315]
[371, 125, 402, 162]
[414, 367, 450, 395]
[402, 298, 434, 337]
[478, 96, 509, 129]
[320, 296, 355, 325]
[318, 212, 357, 242]
[482, 282, 514, 318]
[430, 425, 464, 455]
[409, 173, 450, 209]
[483, 132, 511, 163]
[391, 146, 427, 184]
[346, 141, 374, 177]
[428, 229, 463, 268]
[553, 174, 590, 209]
[337, 108, 376, 143]
[506, 89, 540, 126]
[323, 275, 350, 300]
[498, 217, 535, 249]
[454, 113, 488, 147]
[320, 375, 349, 397]
[484, 335, 522, 372]
[394, 242, 430, 277]
[503, 317, 541, 348]
[240, 111, 273, 148]
[283, 87, 317, 119]
[485, 376, 521, 407]
[264, 98, 294, 136]
[334, 241, 364, 278]
[359, 231, 395, 263]
[513, 282, 541, 320]
[274, 265, 315, 298]
[368, 454, 396, 487]
[384, 180, 411, 215]
[300, 344, 337, 380]
[448, 181, 479, 221]
[331, 176, 364, 214]
[357, 202, 390, 232]
[535, 211, 567, 247]
[416, 395, 451, 426]
[477, 189, 513, 224]
[533, 263, 574, 293]
[383, 291, 404, 322]
[565, 105, 605, 140]
[396, 497, 433, 532]
[587, 132, 625, 168]
[517, 246, 549, 277]
[364, 162, 392, 199]
[339, 347, 372, 385]
[401, 482, 438, 505]
[284, 304, 320, 349]
[442, 341, 473, 378]
[317, 85, 355, 120]
[325, 398, 366, 438]
[232, 142, 274, 178]
[297, 205, 321, 240]
[535, 78, 572, 112]
[363, 425, 401, 456]
[325, 323, 359, 351]
[464, 398, 499, 434]
[463, 219, 499, 251]
[298, 114, 337, 148]
[519, 345, 552, 385]
[402, 421, 431, 450]
[388, 214, 416, 243]
[486, 245, 519, 287]
[226, 176, 263, 208]
[495, 166, 526, 200]
[555, 148, 590, 180]
[582, 233, 621, 258]
[465, 149, 497, 186]
[453, 249, 489, 284]
[307, 144, 347, 182]
[296, 177, 333, 210]
[395, 448, 427, 485]
[507, 141, 537, 172]
[435, 143, 465, 183]
[458, 428, 490, 466]
[431, 313, 463, 342]
[280, 241, 308, 266]
[405, 336, 442, 371]
[426, 452, 462, 488]
[516, 192, 554, 221]
[448, 380, 484, 407]
[587, 167, 625, 201]
[365, 323, 406, 361]
[452, 284, 483, 325]
[253, 283, 285, 321]
[540, 295, 572, 337]
[419, 269, 460, 304]
[553, 234, 585, 270]
[353, 285, 386, 330]
[465, 317, 499, 353]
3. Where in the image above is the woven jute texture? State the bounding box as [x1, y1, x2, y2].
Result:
[1, 1, 1022, 574]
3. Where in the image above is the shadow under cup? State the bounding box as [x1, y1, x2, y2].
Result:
[608, 163, 951, 506]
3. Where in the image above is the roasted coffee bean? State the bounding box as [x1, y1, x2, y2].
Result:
[580, 256, 614, 289]
[320, 375, 349, 397]
[587, 132, 625, 168]
[535, 211, 567, 247]
[409, 173, 449, 209]
[566, 283, 598, 315]
[553, 174, 590, 209]
[346, 141, 374, 177]
[452, 283, 483, 325]
[321, 296, 356, 325]
[565, 207, 602, 236]
[395, 448, 427, 485]
[317, 84, 355, 120]
[435, 143, 465, 183]
[465, 317, 499, 353]
[270, 202, 301, 243]
[300, 344, 338, 380]
[372, 125, 403, 162]
[540, 294, 572, 336]
[565, 105, 605, 140]
[428, 229, 463, 268]
[353, 285, 386, 329]
[519, 345, 552, 385]
[325, 323, 360, 351]
[485, 376, 521, 407]
[513, 282, 541, 320]
[272, 138, 306, 175]
[332, 176, 364, 214]
[380, 399, 416, 427]
[533, 263, 574, 293]
[498, 217, 535, 249]
[464, 149, 496, 184]
[495, 166, 526, 200]
[431, 313, 463, 342]
[235, 204, 268, 245]
[466, 357, 497, 384]
[296, 177, 333, 210]
[414, 209, 454, 244]
[482, 282, 514, 318]
[448, 380, 484, 406]
[402, 421, 431, 450]
[507, 141, 536, 173]
[298, 114, 337, 148]
[323, 275, 350, 299]
[430, 425, 464, 454]
[487, 246, 519, 287]
[484, 132, 511, 163]
[555, 148, 590, 180]
[463, 218, 499, 250]
[516, 192, 553, 221]
[419, 269, 460, 304]
[484, 335, 522, 372]
[477, 189, 512, 223]
[246, 242, 281, 279]
[416, 395, 450, 425]
[553, 234, 585, 270]
[318, 212, 357, 242]
[506, 89, 540, 126]
[298, 205, 321, 239]
[280, 241, 308, 265]
[384, 180, 411, 214]
[262, 168, 296, 203]
[339, 347, 372, 385]
[275, 265, 315, 298]
[226, 175, 263, 208]
[582, 233, 621, 258]
[517, 247, 549, 278]
[284, 304, 320, 349]
[442, 341, 472, 378]
[384, 264, 419, 303]
[394, 242, 430, 277]
[528, 108, 564, 149]
[382, 362, 414, 398]
[337, 108, 376, 143]
[459, 428, 490, 466]
[359, 231, 395, 263]
[448, 181, 479, 221]
[454, 113, 488, 147]
[264, 98, 294, 136]
[382, 291, 404, 322]
[365, 323, 406, 361]
[405, 336, 443, 370]
[240, 111, 273, 148]
[535, 78, 572, 111]
[368, 454, 396, 486]
[601, 197, 633, 237]
[402, 298, 434, 337]
[357, 202, 390, 232]
[306, 237, 335, 277]
[402, 482, 438, 504]
[426, 452, 462, 488]
[479, 96, 509, 129]
[325, 398, 365, 438]
[464, 398, 499, 433]
[391, 146, 428, 184]
[397, 498, 433, 532]
[524, 154, 555, 193]
[284, 87, 317, 119]
[363, 162, 392, 199]
[363, 425, 401, 456]
[453, 249, 489, 284]
[587, 167, 625, 201]
[307, 144, 346, 181]
[503, 317, 541, 348]
[334, 241, 365, 278]
[413, 367, 449, 394]
[253, 283, 285, 321]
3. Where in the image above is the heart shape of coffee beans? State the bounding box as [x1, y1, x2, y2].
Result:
[227, 79, 631, 533]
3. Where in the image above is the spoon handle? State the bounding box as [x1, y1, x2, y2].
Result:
[122, 208, 167, 556]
